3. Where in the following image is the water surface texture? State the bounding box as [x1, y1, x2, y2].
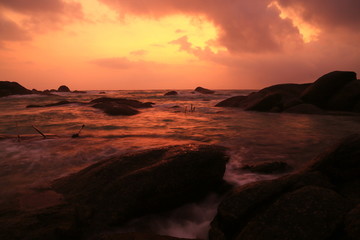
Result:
[1, 90, 359, 238]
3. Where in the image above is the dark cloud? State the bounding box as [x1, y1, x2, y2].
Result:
[277, 0, 360, 29]
[0, 0, 83, 17]
[0, 14, 30, 41]
[99, 0, 302, 53]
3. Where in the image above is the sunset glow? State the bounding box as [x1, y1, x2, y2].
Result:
[1, 0, 359, 90]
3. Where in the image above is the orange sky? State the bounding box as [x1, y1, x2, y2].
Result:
[0, 0, 359, 90]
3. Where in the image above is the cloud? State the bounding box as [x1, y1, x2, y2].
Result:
[0, 0, 84, 35]
[99, 0, 302, 53]
[276, 0, 360, 29]
[130, 50, 148, 56]
[89, 57, 160, 70]
[0, 14, 31, 42]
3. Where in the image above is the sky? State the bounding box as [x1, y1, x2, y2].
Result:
[0, 0, 359, 90]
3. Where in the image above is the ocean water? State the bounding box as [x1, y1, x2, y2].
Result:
[1, 90, 359, 238]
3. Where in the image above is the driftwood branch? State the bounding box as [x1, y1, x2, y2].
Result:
[32, 125, 46, 139]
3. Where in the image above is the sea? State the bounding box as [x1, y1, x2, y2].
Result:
[1, 89, 359, 238]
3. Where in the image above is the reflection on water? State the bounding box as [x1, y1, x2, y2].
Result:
[1, 90, 360, 237]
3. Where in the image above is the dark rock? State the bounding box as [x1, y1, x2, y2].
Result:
[283, 103, 325, 115]
[236, 186, 348, 240]
[58, 85, 71, 92]
[215, 83, 309, 111]
[195, 87, 215, 94]
[92, 102, 139, 116]
[53, 144, 228, 227]
[209, 134, 360, 240]
[73, 90, 87, 94]
[344, 204, 360, 240]
[90, 97, 153, 109]
[241, 161, 292, 174]
[26, 100, 73, 108]
[244, 93, 283, 112]
[164, 91, 178, 96]
[328, 80, 360, 111]
[301, 71, 357, 108]
[0, 81, 32, 97]
[93, 232, 199, 240]
[215, 96, 247, 107]
[99, 92, 106, 94]
[307, 134, 360, 183]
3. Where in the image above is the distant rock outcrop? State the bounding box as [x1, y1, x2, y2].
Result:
[216, 71, 360, 115]
[195, 87, 215, 94]
[26, 100, 74, 108]
[164, 91, 178, 96]
[209, 134, 360, 240]
[57, 85, 71, 92]
[0, 81, 32, 97]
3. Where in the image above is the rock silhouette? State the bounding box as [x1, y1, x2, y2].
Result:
[216, 71, 360, 115]
[58, 85, 71, 92]
[195, 87, 215, 94]
[164, 91, 178, 96]
[209, 134, 360, 240]
[0, 81, 32, 97]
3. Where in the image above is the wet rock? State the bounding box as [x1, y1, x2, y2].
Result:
[209, 134, 360, 240]
[90, 97, 153, 116]
[215, 96, 247, 107]
[344, 204, 360, 240]
[301, 71, 357, 108]
[241, 161, 292, 174]
[0, 81, 32, 97]
[92, 102, 140, 116]
[73, 90, 87, 94]
[215, 83, 309, 111]
[236, 186, 348, 240]
[195, 87, 215, 94]
[53, 144, 229, 227]
[58, 85, 71, 92]
[93, 232, 199, 240]
[164, 91, 178, 96]
[90, 97, 153, 109]
[26, 100, 73, 108]
[244, 93, 283, 112]
[283, 103, 325, 115]
[327, 80, 360, 111]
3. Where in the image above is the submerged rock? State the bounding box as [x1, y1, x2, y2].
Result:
[0, 81, 32, 97]
[58, 85, 71, 92]
[195, 87, 215, 94]
[164, 91, 178, 96]
[209, 134, 360, 240]
[53, 144, 229, 227]
[92, 102, 140, 116]
[90, 97, 153, 116]
[26, 100, 74, 108]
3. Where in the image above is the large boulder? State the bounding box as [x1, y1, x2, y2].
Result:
[90, 97, 153, 108]
[215, 83, 309, 111]
[58, 85, 71, 92]
[283, 103, 325, 115]
[195, 87, 215, 94]
[53, 144, 229, 227]
[0, 81, 32, 97]
[327, 80, 360, 111]
[209, 134, 360, 240]
[301, 71, 357, 108]
[345, 204, 360, 240]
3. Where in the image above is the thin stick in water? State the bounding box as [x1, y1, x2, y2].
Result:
[32, 125, 46, 139]
[72, 124, 85, 138]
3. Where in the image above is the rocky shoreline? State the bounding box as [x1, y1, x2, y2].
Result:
[0, 135, 359, 240]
